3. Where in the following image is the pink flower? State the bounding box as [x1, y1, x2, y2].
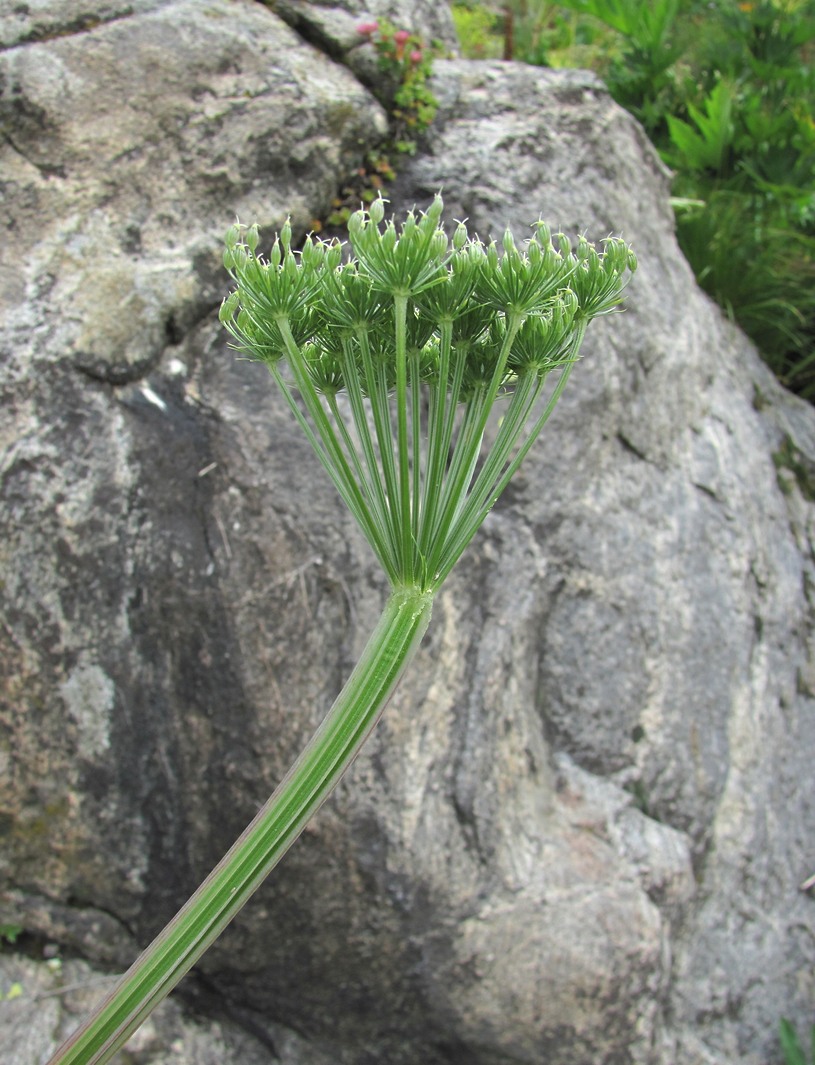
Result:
[409, 49, 423, 64]
[393, 29, 411, 45]
[356, 21, 379, 35]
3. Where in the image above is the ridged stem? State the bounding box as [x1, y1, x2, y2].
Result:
[47, 586, 434, 1065]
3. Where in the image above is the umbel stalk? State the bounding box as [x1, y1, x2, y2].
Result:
[48, 195, 634, 1063]
[49, 588, 432, 1064]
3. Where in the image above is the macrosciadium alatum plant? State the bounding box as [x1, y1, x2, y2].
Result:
[50, 195, 635, 1064]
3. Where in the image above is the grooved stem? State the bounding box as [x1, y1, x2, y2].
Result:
[47, 587, 434, 1065]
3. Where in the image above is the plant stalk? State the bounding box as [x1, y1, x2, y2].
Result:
[48, 585, 434, 1065]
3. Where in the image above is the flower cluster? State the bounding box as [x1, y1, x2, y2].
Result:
[221, 196, 635, 588]
[357, 21, 426, 68]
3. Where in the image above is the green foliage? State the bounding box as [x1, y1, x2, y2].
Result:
[780, 1017, 815, 1065]
[665, 79, 736, 174]
[452, 0, 815, 400]
[558, 0, 683, 124]
[455, 2, 621, 71]
[665, 1, 815, 396]
[451, 3, 504, 58]
[0, 922, 23, 947]
[674, 191, 815, 395]
[363, 19, 440, 155]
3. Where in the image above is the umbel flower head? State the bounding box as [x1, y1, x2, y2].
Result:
[221, 195, 636, 591]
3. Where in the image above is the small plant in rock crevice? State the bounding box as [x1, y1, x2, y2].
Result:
[0, 922, 23, 947]
[359, 19, 440, 155]
[320, 20, 443, 231]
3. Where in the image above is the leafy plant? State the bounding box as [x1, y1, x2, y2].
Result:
[665, 78, 736, 175]
[466, 0, 815, 399]
[674, 191, 815, 395]
[358, 19, 440, 155]
[0, 922, 23, 948]
[549, 0, 684, 130]
[665, 2, 815, 395]
[47, 195, 635, 1064]
[451, 2, 504, 59]
[456, 1, 622, 72]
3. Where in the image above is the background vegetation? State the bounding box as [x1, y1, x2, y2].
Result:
[452, 0, 815, 399]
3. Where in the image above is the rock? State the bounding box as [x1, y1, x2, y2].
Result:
[271, 0, 459, 110]
[0, 951, 326, 1065]
[2, 13, 814, 1065]
[0, 0, 387, 384]
[388, 59, 815, 1063]
[272, 0, 458, 59]
[0, 2, 165, 50]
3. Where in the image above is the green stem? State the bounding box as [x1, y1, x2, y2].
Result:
[340, 336, 400, 578]
[433, 358, 578, 587]
[424, 315, 525, 577]
[410, 348, 422, 555]
[268, 365, 394, 580]
[273, 320, 386, 563]
[393, 294, 413, 581]
[47, 586, 434, 1065]
[417, 319, 453, 559]
[357, 326, 402, 561]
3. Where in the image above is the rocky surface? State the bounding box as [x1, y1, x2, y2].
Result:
[0, 950, 333, 1065]
[272, 0, 458, 57]
[387, 60, 815, 1064]
[2, 4, 814, 1065]
[0, 0, 386, 386]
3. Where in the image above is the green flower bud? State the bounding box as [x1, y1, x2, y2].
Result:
[246, 224, 259, 254]
[431, 230, 449, 259]
[560, 287, 579, 319]
[451, 249, 469, 274]
[280, 218, 292, 252]
[348, 210, 364, 239]
[426, 193, 444, 225]
[270, 239, 282, 270]
[302, 235, 324, 270]
[369, 196, 386, 226]
[535, 221, 551, 247]
[326, 241, 343, 271]
[218, 290, 240, 324]
[502, 228, 515, 256]
[381, 224, 397, 254]
[453, 222, 468, 251]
